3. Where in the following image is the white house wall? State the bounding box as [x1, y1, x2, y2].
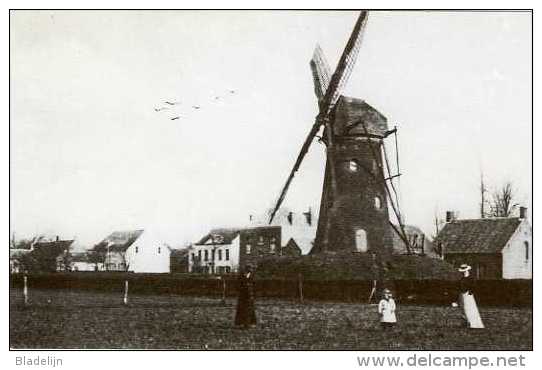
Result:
[502, 220, 532, 279]
[189, 235, 240, 273]
[127, 231, 171, 273]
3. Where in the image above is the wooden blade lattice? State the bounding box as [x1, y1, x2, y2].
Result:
[269, 11, 369, 224]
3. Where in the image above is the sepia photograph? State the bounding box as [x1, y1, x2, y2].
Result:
[9, 8, 532, 353]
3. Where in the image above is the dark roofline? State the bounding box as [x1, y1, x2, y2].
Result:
[196, 225, 283, 246]
[34, 239, 75, 248]
[437, 217, 522, 254]
[92, 230, 144, 252]
[446, 217, 521, 223]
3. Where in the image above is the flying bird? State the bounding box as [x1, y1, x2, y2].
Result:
[192, 105, 201, 110]
[154, 107, 169, 112]
[170, 116, 181, 121]
[228, 89, 236, 94]
[164, 101, 180, 106]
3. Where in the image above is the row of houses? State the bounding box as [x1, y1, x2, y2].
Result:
[10, 207, 532, 279]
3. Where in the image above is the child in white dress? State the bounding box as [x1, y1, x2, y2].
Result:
[378, 288, 397, 329]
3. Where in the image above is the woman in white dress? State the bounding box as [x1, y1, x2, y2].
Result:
[458, 264, 484, 329]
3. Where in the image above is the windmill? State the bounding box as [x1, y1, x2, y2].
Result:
[269, 11, 411, 258]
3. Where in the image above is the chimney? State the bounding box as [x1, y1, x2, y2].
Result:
[56, 235, 60, 242]
[249, 214, 253, 222]
[445, 211, 455, 223]
[519, 206, 527, 219]
[287, 212, 293, 225]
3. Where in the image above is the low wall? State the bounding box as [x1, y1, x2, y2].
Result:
[9, 272, 532, 307]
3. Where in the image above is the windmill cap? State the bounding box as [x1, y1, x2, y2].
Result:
[458, 264, 472, 272]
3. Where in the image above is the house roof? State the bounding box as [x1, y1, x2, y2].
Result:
[437, 218, 522, 254]
[196, 226, 282, 246]
[33, 239, 75, 252]
[196, 228, 240, 245]
[93, 230, 144, 252]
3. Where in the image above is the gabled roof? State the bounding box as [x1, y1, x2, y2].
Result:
[33, 239, 74, 251]
[93, 230, 144, 252]
[196, 228, 240, 245]
[197, 226, 282, 246]
[437, 218, 522, 254]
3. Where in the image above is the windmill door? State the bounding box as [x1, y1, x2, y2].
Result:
[355, 229, 368, 252]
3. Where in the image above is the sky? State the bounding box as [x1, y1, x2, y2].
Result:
[10, 10, 532, 249]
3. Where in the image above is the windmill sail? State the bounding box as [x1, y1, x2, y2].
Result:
[321, 11, 369, 111]
[310, 44, 332, 101]
[269, 11, 369, 224]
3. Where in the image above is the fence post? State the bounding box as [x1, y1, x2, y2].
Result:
[368, 279, 377, 304]
[23, 274, 28, 306]
[298, 273, 304, 304]
[123, 280, 129, 305]
[221, 278, 227, 305]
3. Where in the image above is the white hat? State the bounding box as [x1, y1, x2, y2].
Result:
[458, 264, 472, 272]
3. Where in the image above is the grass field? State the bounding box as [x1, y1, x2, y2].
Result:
[10, 288, 532, 350]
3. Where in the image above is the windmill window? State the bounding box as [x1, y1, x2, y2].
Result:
[225, 249, 230, 261]
[204, 250, 209, 261]
[374, 196, 382, 210]
[218, 249, 223, 261]
[135, 246, 139, 253]
[525, 241, 529, 261]
[346, 160, 359, 173]
[258, 236, 264, 245]
[355, 229, 368, 252]
[246, 244, 251, 255]
[270, 237, 277, 253]
[158, 247, 161, 254]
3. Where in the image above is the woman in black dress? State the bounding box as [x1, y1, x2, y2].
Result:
[235, 265, 257, 328]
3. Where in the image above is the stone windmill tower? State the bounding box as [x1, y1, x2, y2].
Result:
[269, 11, 410, 257]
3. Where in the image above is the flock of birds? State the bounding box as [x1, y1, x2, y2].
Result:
[153, 89, 237, 121]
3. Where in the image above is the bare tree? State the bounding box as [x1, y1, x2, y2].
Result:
[119, 251, 130, 272]
[488, 181, 518, 218]
[480, 171, 488, 218]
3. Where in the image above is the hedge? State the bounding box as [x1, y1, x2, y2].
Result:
[9, 272, 531, 307]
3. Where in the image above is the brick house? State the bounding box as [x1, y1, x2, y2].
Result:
[249, 207, 317, 255]
[436, 214, 532, 279]
[170, 248, 190, 273]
